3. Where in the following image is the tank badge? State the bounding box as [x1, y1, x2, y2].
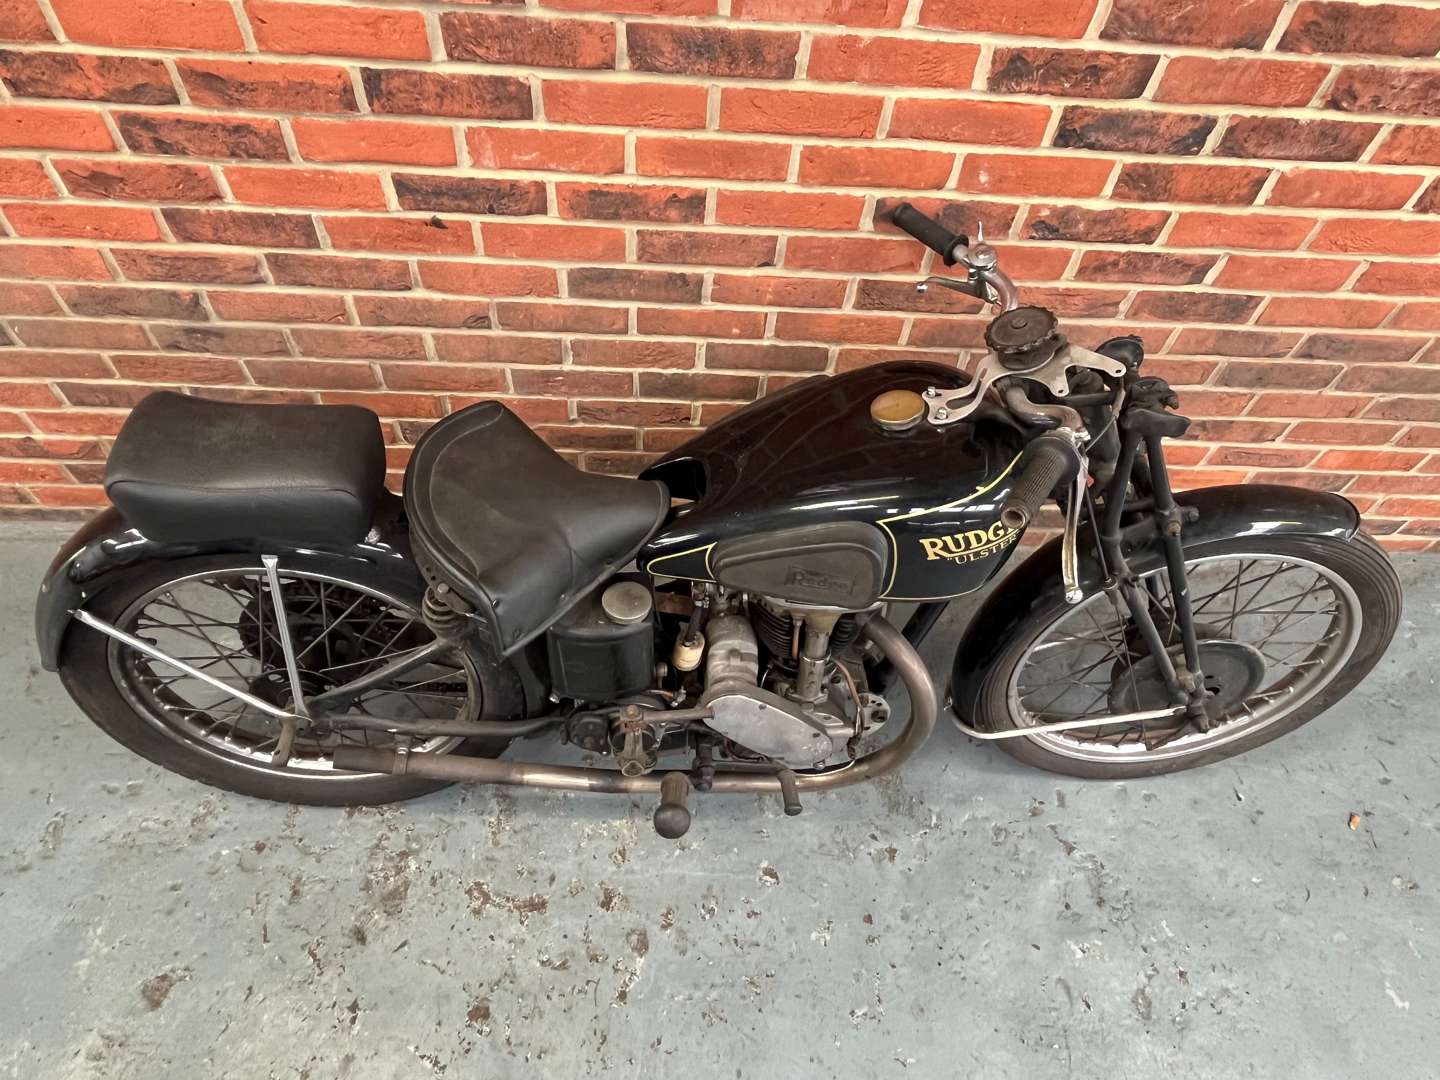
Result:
[918, 521, 1017, 564]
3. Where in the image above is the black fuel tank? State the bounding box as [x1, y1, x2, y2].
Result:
[639, 362, 1029, 603]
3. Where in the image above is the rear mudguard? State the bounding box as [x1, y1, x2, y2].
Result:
[949, 484, 1362, 723]
[34, 492, 421, 672]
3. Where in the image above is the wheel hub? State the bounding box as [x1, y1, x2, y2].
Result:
[1108, 639, 1268, 717]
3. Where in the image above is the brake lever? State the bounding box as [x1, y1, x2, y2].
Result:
[1061, 460, 1087, 605]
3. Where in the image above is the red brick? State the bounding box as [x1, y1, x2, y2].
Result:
[51, 0, 244, 50]
[709, 342, 829, 371]
[498, 302, 628, 334]
[0, 0, 53, 42]
[555, 183, 705, 224]
[1419, 181, 1440, 214]
[1279, 1, 1440, 57]
[9, 319, 151, 350]
[117, 111, 287, 161]
[1268, 168, 1423, 211]
[362, 68, 532, 121]
[0, 352, 109, 379]
[1075, 251, 1216, 285]
[635, 229, 778, 268]
[4, 203, 161, 241]
[1326, 66, 1440, 120]
[0, 244, 109, 280]
[468, 127, 623, 174]
[295, 328, 426, 360]
[152, 324, 289, 355]
[224, 166, 386, 211]
[0, 160, 54, 198]
[1167, 212, 1316, 251]
[324, 215, 474, 255]
[635, 136, 790, 181]
[1214, 254, 1356, 292]
[483, 221, 626, 262]
[1374, 497, 1440, 518]
[112, 249, 261, 285]
[784, 235, 920, 273]
[544, 80, 707, 129]
[774, 311, 902, 345]
[571, 339, 696, 369]
[1156, 57, 1328, 108]
[1216, 117, 1381, 163]
[0, 104, 112, 151]
[1298, 333, 1427, 363]
[209, 290, 347, 324]
[1372, 126, 1440, 166]
[512, 369, 631, 397]
[989, 48, 1157, 99]
[855, 277, 984, 315]
[55, 158, 220, 203]
[1317, 448, 1426, 472]
[320, 391, 442, 418]
[873, 195, 1019, 240]
[798, 145, 954, 189]
[419, 262, 557, 297]
[733, 0, 904, 25]
[808, 34, 979, 88]
[1208, 446, 1319, 469]
[547, 0, 715, 12]
[1257, 296, 1396, 329]
[443, 11, 614, 68]
[1310, 218, 1440, 257]
[956, 153, 1112, 198]
[112, 353, 247, 384]
[1112, 162, 1269, 205]
[293, 118, 456, 167]
[354, 295, 492, 329]
[628, 23, 798, 79]
[165, 208, 318, 248]
[393, 174, 547, 216]
[568, 267, 703, 303]
[1354, 262, 1440, 296]
[721, 88, 884, 138]
[1024, 204, 1168, 244]
[1293, 421, 1398, 445]
[1103, 0, 1285, 49]
[246, 0, 428, 60]
[985, 245, 1072, 281]
[0, 283, 60, 315]
[536, 426, 637, 453]
[637, 371, 759, 401]
[248, 358, 377, 390]
[712, 274, 848, 308]
[1214, 360, 1342, 389]
[1390, 303, 1440, 331]
[1053, 106, 1215, 156]
[58, 283, 204, 320]
[714, 190, 865, 230]
[0, 50, 177, 105]
[920, 0, 1097, 37]
[635, 307, 766, 339]
[1127, 291, 1263, 324]
[178, 59, 356, 113]
[888, 98, 1051, 147]
[432, 335, 560, 365]
[24, 485, 109, 506]
[267, 253, 411, 291]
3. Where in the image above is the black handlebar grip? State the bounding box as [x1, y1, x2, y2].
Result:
[1000, 437, 1077, 531]
[890, 202, 966, 265]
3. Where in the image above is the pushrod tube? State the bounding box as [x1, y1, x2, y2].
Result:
[331, 615, 937, 795]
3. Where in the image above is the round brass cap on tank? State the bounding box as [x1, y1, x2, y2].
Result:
[870, 389, 926, 432]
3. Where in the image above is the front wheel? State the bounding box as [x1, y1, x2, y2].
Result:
[964, 532, 1401, 779]
[57, 552, 525, 805]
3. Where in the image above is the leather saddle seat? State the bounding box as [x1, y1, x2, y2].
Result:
[104, 391, 385, 544]
[405, 401, 669, 654]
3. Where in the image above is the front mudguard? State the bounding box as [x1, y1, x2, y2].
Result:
[949, 484, 1362, 723]
[34, 493, 421, 672]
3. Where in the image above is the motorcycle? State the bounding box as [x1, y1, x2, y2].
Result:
[35, 203, 1402, 838]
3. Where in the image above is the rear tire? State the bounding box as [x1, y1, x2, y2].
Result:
[58, 551, 526, 806]
[966, 532, 1401, 779]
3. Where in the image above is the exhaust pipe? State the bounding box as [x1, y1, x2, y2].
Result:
[331, 615, 936, 796]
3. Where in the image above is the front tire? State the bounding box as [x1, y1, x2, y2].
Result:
[58, 551, 526, 806]
[963, 532, 1401, 779]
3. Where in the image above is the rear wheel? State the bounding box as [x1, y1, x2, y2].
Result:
[58, 552, 525, 805]
[966, 532, 1401, 779]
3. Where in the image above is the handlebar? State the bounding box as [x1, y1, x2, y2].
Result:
[999, 435, 1080, 531]
[891, 203, 967, 266]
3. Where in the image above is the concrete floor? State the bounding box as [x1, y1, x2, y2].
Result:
[0, 522, 1436, 1080]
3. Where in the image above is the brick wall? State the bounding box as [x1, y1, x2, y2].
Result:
[1, 0, 1439, 548]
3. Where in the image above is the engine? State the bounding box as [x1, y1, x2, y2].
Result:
[700, 611, 855, 768]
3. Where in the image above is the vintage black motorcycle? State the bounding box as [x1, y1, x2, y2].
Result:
[36, 203, 1401, 837]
